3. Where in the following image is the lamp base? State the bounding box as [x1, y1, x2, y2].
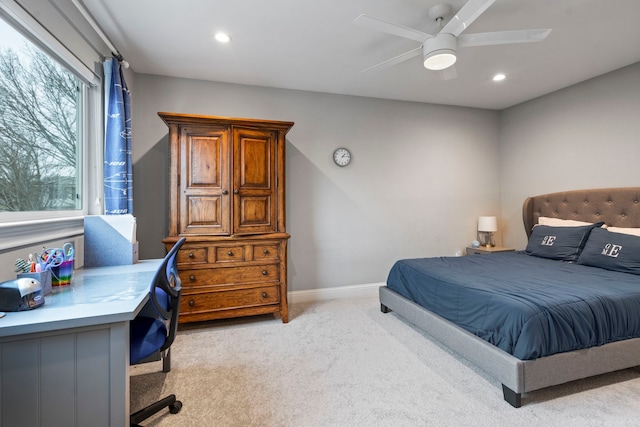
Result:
[478, 231, 495, 248]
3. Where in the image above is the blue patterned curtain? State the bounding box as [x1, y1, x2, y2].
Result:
[103, 58, 133, 214]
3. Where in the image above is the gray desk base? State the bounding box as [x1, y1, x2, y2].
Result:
[0, 260, 161, 427]
[1, 322, 129, 427]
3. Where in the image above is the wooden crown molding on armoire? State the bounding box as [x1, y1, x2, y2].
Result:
[159, 112, 294, 324]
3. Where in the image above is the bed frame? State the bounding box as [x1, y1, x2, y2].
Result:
[380, 187, 640, 407]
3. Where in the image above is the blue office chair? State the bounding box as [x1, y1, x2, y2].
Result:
[130, 237, 186, 427]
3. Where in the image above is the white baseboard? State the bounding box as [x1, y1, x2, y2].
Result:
[289, 282, 383, 304]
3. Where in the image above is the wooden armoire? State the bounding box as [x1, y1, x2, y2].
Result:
[159, 112, 294, 324]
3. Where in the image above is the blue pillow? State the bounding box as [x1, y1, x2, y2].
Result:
[577, 228, 640, 275]
[525, 224, 601, 261]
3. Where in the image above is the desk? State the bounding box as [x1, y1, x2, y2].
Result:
[0, 260, 161, 427]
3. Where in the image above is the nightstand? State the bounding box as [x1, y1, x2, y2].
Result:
[466, 246, 515, 255]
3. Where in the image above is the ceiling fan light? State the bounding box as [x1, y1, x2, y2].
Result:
[423, 33, 457, 71]
[423, 51, 457, 70]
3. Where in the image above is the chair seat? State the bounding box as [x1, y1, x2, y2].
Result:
[130, 316, 168, 364]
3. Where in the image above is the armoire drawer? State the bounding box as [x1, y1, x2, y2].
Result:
[176, 242, 281, 266]
[181, 264, 279, 287]
[253, 244, 280, 260]
[214, 245, 245, 262]
[181, 285, 280, 314]
[177, 247, 207, 265]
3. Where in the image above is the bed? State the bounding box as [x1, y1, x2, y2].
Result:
[380, 187, 640, 407]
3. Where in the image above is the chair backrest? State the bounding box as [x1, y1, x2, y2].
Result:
[149, 237, 186, 352]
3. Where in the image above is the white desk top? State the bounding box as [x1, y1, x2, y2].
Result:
[0, 259, 161, 338]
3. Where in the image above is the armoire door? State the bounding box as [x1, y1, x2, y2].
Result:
[232, 127, 278, 234]
[179, 125, 231, 235]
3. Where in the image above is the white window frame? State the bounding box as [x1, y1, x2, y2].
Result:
[0, 0, 102, 250]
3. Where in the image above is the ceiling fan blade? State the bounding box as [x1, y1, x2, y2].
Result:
[353, 14, 431, 43]
[440, 0, 496, 37]
[361, 46, 422, 73]
[458, 29, 551, 47]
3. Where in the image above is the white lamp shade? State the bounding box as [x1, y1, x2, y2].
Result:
[478, 216, 498, 232]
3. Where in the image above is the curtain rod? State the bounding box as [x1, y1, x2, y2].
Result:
[70, 0, 124, 62]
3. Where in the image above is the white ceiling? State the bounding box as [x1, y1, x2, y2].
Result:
[82, 0, 640, 110]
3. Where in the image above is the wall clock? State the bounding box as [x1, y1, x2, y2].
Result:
[333, 147, 351, 167]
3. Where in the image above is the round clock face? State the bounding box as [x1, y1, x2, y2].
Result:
[333, 148, 351, 167]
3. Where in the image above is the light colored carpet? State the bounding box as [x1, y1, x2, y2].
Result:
[131, 296, 640, 426]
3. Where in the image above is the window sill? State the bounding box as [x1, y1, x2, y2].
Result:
[0, 216, 84, 251]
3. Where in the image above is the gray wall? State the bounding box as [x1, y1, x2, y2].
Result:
[132, 75, 500, 291]
[500, 62, 640, 250]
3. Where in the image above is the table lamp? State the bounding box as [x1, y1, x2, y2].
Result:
[478, 216, 498, 247]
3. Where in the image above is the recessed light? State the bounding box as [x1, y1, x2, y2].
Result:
[214, 32, 231, 43]
[493, 73, 506, 82]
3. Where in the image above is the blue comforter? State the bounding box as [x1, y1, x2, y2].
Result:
[386, 252, 640, 360]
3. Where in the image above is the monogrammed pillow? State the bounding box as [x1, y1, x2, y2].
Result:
[525, 224, 601, 261]
[577, 227, 640, 274]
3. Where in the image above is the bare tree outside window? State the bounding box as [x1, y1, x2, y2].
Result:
[0, 19, 82, 212]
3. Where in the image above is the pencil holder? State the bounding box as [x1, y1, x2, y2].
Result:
[18, 270, 52, 295]
[50, 260, 74, 286]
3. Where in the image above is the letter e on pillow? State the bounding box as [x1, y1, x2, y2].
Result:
[602, 243, 622, 258]
[541, 235, 556, 246]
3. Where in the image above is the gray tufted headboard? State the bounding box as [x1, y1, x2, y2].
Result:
[522, 187, 640, 238]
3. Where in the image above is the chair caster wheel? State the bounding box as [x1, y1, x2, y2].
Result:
[169, 401, 182, 414]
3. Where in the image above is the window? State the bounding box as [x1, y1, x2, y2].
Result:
[0, 17, 83, 213]
[0, 2, 101, 251]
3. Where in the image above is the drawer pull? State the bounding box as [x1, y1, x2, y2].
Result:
[227, 251, 233, 256]
[262, 270, 268, 276]
[189, 275, 195, 281]
[222, 189, 228, 195]
[188, 299, 195, 307]
[262, 292, 268, 298]
[188, 252, 194, 258]
[263, 249, 269, 254]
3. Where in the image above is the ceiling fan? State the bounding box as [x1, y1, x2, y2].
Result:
[353, 0, 551, 77]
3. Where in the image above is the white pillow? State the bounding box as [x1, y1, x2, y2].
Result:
[607, 227, 640, 237]
[537, 217, 596, 227]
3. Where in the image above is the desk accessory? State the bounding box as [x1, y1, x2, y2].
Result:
[39, 244, 74, 286]
[0, 278, 45, 311]
[84, 215, 139, 267]
[17, 270, 52, 295]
